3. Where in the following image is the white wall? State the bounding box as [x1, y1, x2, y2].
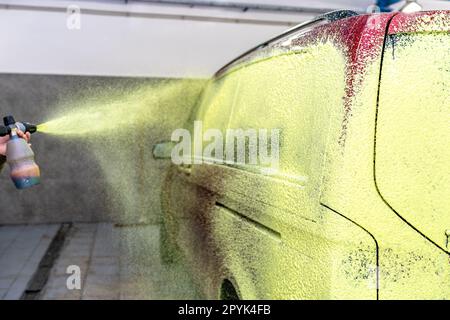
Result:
[0, 0, 449, 78]
[0, 0, 322, 78]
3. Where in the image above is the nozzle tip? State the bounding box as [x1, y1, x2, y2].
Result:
[24, 122, 37, 134]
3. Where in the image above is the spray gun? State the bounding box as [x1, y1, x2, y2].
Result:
[0, 115, 40, 189]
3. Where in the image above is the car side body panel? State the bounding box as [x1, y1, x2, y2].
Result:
[161, 11, 450, 299]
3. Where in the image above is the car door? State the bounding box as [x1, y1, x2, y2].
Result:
[374, 17, 450, 298]
[375, 22, 450, 255]
[161, 77, 238, 297]
[191, 38, 378, 299]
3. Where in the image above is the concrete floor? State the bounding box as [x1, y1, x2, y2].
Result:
[0, 223, 200, 300]
[0, 225, 59, 299]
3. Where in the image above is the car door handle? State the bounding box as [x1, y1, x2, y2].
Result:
[177, 164, 192, 175]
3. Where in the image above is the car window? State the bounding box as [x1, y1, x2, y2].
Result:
[225, 43, 346, 181]
[194, 76, 238, 132]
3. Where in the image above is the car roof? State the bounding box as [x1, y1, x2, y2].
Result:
[214, 10, 359, 77]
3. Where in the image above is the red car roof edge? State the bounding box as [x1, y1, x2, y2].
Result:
[388, 10, 450, 34]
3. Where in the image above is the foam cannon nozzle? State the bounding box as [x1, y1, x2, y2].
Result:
[1, 115, 40, 189]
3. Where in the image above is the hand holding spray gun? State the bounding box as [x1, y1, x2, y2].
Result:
[0, 130, 30, 155]
[0, 115, 40, 189]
